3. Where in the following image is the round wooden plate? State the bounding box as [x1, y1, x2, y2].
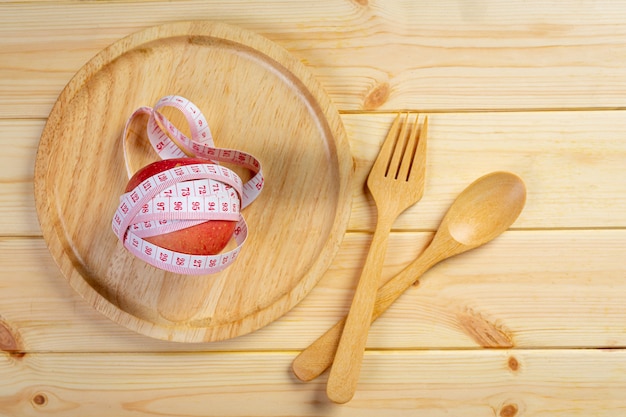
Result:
[34, 21, 353, 343]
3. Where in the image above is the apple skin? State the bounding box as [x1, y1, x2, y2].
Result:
[126, 158, 237, 255]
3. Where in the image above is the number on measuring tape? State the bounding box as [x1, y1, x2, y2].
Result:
[113, 96, 264, 275]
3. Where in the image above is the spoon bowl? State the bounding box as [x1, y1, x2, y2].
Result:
[436, 171, 526, 253]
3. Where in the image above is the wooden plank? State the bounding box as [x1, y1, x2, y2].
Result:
[2, 0, 626, 116]
[1, 228, 624, 352]
[4, 110, 626, 236]
[1, 349, 626, 416]
[346, 111, 626, 231]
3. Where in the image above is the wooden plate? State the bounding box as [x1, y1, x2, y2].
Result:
[34, 21, 353, 342]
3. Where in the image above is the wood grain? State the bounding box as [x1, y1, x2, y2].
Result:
[345, 111, 626, 231]
[3, 110, 625, 236]
[3, 1, 626, 117]
[0, 120, 40, 237]
[2, 349, 626, 416]
[1, 228, 625, 353]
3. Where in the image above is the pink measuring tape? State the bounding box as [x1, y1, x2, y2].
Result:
[111, 95, 264, 275]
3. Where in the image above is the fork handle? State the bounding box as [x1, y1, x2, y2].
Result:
[325, 216, 395, 403]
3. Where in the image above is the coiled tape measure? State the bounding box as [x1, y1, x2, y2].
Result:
[112, 95, 264, 275]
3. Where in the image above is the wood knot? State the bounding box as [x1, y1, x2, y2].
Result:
[456, 308, 514, 348]
[508, 356, 520, 372]
[363, 82, 390, 110]
[499, 403, 518, 417]
[0, 318, 23, 355]
[32, 393, 48, 407]
[353, 0, 369, 6]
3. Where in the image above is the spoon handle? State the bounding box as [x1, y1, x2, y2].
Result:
[292, 242, 441, 383]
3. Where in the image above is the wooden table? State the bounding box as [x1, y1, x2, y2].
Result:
[1, 1, 625, 415]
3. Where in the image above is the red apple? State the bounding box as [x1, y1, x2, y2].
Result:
[126, 157, 237, 255]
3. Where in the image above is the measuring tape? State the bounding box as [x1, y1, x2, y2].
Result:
[112, 95, 264, 275]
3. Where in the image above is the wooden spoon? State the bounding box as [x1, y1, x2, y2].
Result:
[292, 171, 527, 396]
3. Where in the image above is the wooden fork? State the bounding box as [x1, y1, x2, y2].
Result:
[326, 113, 428, 404]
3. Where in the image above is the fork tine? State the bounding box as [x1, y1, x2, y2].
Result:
[372, 113, 402, 175]
[408, 115, 428, 183]
[397, 113, 420, 181]
[386, 113, 409, 178]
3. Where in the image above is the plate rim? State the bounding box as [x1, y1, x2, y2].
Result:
[34, 20, 353, 343]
